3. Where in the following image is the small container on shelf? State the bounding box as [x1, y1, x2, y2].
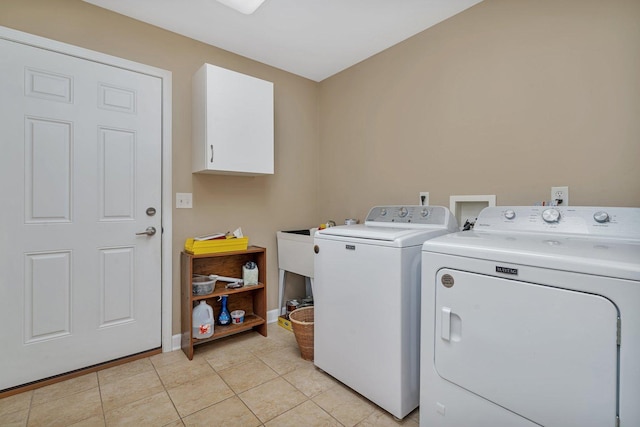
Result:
[243, 261, 259, 286]
[192, 276, 216, 295]
[231, 310, 245, 324]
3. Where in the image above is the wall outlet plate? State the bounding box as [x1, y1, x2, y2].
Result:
[176, 192, 193, 208]
[551, 186, 569, 206]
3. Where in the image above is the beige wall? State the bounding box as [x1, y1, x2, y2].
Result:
[2, 0, 639, 336]
[319, 0, 640, 223]
[0, 0, 320, 335]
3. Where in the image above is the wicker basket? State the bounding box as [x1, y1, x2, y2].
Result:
[289, 306, 314, 361]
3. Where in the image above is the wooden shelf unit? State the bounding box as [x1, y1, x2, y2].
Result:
[181, 246, 267, 360]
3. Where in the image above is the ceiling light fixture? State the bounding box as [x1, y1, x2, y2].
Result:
[216, 0, 266, 15]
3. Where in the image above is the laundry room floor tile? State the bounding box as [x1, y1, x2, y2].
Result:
[0, 390, 32, 418]
[99, 369, 164, 412]
[182, 395, 260, 427]
[256, 345, 309, 375]
[282, 363, 339, 398]
[31, 373, 98, 406]
[0, 407, 29, 427]
[239, 377, 307, 423]
[97, 358, 155, 386]
[28, 387, 102, 427]
[313, 383, 377, 426]
[1, 323, 420, 426]
[103, 391, 179, 426]
[155, 357, 214, 389]
[265, 399, 340, 427]
[166, 371, 234, 417]
[218, 358, 279, 394]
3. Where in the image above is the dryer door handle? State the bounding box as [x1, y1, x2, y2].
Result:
[441, 307, 451, 341]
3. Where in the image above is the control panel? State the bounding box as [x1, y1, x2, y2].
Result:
[474, 206, 640, 239]
[365, 205, 450, 226]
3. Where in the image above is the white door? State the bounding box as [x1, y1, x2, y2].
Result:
[0, 38, 162, 390]
[435, 269, 618, 427]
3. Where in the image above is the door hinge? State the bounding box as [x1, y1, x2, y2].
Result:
[617, 317, 621, 346]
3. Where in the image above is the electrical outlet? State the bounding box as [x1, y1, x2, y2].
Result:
[551, 186, 569, 206]
[176, 192, 192, 208]
[419, 192, 430, 206]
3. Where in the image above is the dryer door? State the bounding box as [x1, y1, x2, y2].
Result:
[434, 269, 618, 427]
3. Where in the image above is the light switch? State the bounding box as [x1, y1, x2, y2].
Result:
[176, 193, 192, 208]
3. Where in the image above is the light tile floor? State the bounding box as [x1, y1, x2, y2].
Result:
[0, 323, 419, 426]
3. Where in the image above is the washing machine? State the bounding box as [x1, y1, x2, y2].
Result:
[420, 206, 640, 427]
[314, 205, 458, 419]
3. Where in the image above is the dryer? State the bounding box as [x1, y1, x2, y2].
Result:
[314, 205, 458, 419]
[420, 206, 640, 427]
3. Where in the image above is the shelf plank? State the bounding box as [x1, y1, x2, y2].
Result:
[192, 314, 265, 344]
[191, 282, 264, 301]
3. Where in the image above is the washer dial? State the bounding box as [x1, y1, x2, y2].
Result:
[421, 208, 430, 218]
[542, 208, 561, 223]
[398, 207, 408, 218]
[593, 211, 610, 223]
[504, 209, 516, 220]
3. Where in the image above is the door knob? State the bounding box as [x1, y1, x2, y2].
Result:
[136, 226, 156, 236]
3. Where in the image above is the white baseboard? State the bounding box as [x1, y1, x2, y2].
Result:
[169, 308, 280, 352]
[171, 334, 181, 351]
[267, 309, 279, 324]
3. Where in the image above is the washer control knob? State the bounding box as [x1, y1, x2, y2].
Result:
[542, 208, 561, 223]
[593, 211, 610, 223]
[380, 208, 387, 216]
[421, 208, 430, 217]
[504, 209, 516, 220]
[398, 207, 408, 218]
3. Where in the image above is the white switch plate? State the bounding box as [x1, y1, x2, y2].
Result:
[176, 192, 192, 208]
[419, 192, 430, 206]
[551, 186, 569, 206]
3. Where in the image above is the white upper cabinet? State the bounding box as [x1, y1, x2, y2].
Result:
[192, 64, 274, 175]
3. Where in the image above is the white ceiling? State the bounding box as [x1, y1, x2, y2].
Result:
[83, 0, 483, 82]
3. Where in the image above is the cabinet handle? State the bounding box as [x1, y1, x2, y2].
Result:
[210, 145, 214, 163]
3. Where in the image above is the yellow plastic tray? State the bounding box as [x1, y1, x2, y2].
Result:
[184, 237, 249, 254]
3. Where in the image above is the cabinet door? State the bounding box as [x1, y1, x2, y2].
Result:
[192, 63, 273, 175]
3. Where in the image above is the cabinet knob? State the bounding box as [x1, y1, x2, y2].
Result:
[314, 245, 319, 254]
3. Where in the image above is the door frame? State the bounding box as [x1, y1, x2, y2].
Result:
[0, 25, 173, 353]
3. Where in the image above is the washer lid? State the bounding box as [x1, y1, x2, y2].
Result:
[316, 205, 458, 246]
[319, 224, 429, 241]
[317, 224, 454, 247]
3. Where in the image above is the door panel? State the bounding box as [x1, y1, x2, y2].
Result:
[100, 247, 135, 327]
[0, 37, 162, 390]
[25, 252, 72, 342]
[25, 117, 72, 222]
[434, 269, 618, 427]
[99, 127, 136, 219]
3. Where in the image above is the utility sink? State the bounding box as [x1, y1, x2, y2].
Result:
[276, 229, 316, 278]
[276, 228, 317, 316]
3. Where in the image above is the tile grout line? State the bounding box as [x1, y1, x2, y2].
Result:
[149, 355, 183, 425]
[205, 353, 277, 425]
[96, 371, 107, 426]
